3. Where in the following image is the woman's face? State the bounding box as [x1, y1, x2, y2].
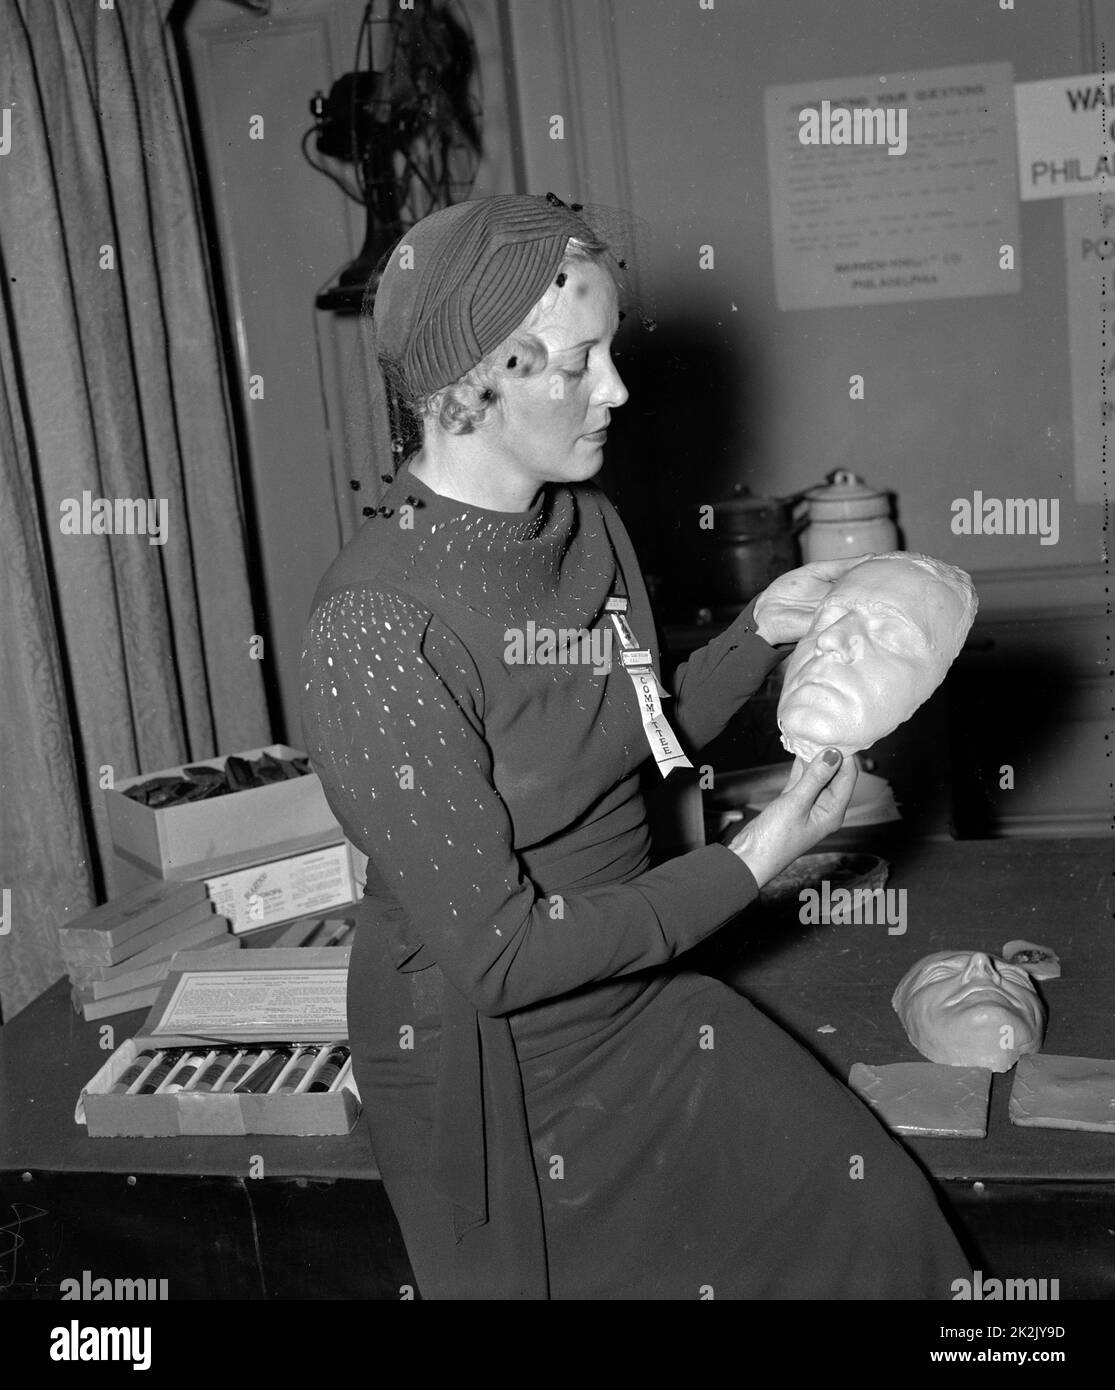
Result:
[489, 260, 628, 493]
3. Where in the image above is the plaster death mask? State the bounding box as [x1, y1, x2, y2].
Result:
[777, 552, 977, 762]
[892, 950, 1046, 1072]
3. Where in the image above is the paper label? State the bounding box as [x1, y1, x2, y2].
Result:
[609, 612, 692, 777]
[151, 968, 349, 1036]
[207, 843, 355, 934]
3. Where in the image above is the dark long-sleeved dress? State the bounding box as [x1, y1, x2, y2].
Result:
[300, 465, 970, 1300]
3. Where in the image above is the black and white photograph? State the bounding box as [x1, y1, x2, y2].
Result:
[0, 0, 1112, 1346]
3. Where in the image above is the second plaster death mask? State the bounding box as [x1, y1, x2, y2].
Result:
[892, 950, 1046, 1072]
[777, 552, 977, 762]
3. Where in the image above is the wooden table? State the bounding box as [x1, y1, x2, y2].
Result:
[703, 835, 1115, 1300]
[2, 837, 1112, 1298]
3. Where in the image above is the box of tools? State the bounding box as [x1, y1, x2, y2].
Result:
[75, 948, 360, 1138]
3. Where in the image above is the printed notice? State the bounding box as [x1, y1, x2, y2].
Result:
[151, 968, 349, 1035]
[1063, 196, 1112, 505]
[1016, 72, 1115, 201]
[764, 63, 1020, 310]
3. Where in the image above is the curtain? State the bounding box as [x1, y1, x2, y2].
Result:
[0, 0, 271, 1019]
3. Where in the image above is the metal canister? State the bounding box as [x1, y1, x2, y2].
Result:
[698, 484, 801, 614]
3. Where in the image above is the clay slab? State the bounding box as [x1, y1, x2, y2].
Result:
[1009, 1054, 1115, 1133]
[849, 1061, 991, 1138]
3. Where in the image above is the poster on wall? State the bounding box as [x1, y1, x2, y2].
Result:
[764, 62, 1020, 311]
[1063, 195, 1113, 505]
[1015, 72, 1115, 201]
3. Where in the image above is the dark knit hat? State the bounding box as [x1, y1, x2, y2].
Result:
[372, 194, 603, 398]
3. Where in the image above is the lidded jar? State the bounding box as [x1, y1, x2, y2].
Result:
[797, 470, 898, 562]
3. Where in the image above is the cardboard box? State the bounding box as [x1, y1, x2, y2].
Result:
[62, 897, 220, 973]
[74, 934, 244, 1015]
[68, 917, 233, 989]
[58, 878, 211, 959]
[76, 948, 359, 1138]
[209, 841, 356, 934]
[72, 982, 163, 1021]
[106, 744, 343, 877]
[110, 840, 364, 934]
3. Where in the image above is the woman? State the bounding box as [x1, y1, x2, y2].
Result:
[300, 194, 970, 1300]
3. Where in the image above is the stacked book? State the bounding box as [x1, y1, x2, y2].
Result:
[59, 879, 238, 1021]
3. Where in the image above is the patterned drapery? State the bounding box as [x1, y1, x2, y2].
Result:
[0, 0, 270, 1018]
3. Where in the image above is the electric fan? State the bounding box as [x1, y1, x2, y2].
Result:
[308, 0, 483, 313]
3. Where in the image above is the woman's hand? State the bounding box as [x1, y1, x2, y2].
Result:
[726, 749, 858, 889]
[752, 556, 872, 647]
